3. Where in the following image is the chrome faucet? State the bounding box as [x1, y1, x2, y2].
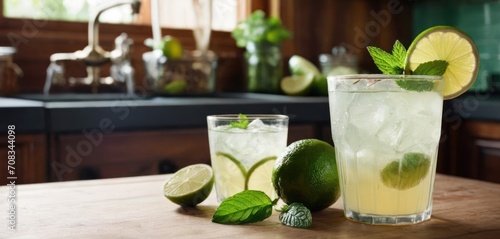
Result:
[46, 0, 141, 94]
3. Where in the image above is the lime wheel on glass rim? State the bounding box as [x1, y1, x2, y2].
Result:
[405, 26, 480, 99]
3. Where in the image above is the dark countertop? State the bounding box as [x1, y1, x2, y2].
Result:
[446, 93, 500, 121]
[0, 97, 45, 133]
[1, 92, 499, 134]
[0, 93, 331, 134]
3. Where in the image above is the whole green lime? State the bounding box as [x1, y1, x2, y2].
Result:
[272, 139, 340, 212]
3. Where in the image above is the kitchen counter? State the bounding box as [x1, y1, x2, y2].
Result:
[1, 92, 500, 134]
[1, 93, 330, 133]
[0, 97, 45, 133]
[446, 93, 500, 121]
[1, 173, 499, 238]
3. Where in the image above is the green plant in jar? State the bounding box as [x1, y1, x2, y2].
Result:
[232, 10, 291, 93]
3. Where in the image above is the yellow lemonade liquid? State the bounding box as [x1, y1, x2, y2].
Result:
[340, 150, 436, 215]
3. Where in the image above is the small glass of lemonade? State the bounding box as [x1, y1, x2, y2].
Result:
[207, 114, 288, 202]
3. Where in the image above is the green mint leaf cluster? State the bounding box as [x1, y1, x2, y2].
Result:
[212, 190, 276, 224]
[367, 40, 448, 92]
[231, 10, 291, 47]
[230, 114, 249, 129]
[380, 152, 431, 190]
[278, 203, 312, 228]
[367, 40, 406, 75]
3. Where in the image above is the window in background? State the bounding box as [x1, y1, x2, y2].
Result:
[158, 0, 239, 31]
[3, 0, 241, 31]
[3, 0, 134, 24]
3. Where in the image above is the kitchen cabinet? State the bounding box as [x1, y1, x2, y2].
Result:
[453, 120, 500, 183]
[0, 134, 46, 184]
[48, 124, 319, 182]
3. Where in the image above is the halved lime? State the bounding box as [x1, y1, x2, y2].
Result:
[289, 55, 321, 76]
[380, 152, 431, 190]
[245, 156, 277, 198]
[405, 26, 479, 100]
[163, 164, 214, 207]
[281, 74, 314, 96]
[213, 152, 247, 197]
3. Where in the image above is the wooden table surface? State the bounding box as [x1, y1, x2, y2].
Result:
[1, 174, 500, 238]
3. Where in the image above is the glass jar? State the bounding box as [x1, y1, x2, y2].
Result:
[245, 42, 283, 93]
[0, 47, 22, 96]
[319, 46, 359, 76]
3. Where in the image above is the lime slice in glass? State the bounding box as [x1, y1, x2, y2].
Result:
[163, 164, 214, 207]
[213, 152, 247, 197]
[245, 156, 277, 199]
[380, 153, 431, 190]
[405, 26, 480, 100]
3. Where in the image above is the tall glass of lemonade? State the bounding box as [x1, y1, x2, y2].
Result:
[328, 74, 444, 224]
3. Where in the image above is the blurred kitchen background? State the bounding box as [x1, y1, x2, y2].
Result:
[1, 0, 499, 184]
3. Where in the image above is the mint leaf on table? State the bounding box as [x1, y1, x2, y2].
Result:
[229, 114, 249, 129]
[413, 60, 448, 76]
[212, 190, 277, 224]
[278, 203, 312, 229]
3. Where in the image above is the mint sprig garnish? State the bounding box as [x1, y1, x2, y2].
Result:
[367, 40, 449, 92]
[212, 190, 277, 224]
[367, 40, 406, 75]
[278, 202, 312, 229]
[229, 113, 249, 129]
